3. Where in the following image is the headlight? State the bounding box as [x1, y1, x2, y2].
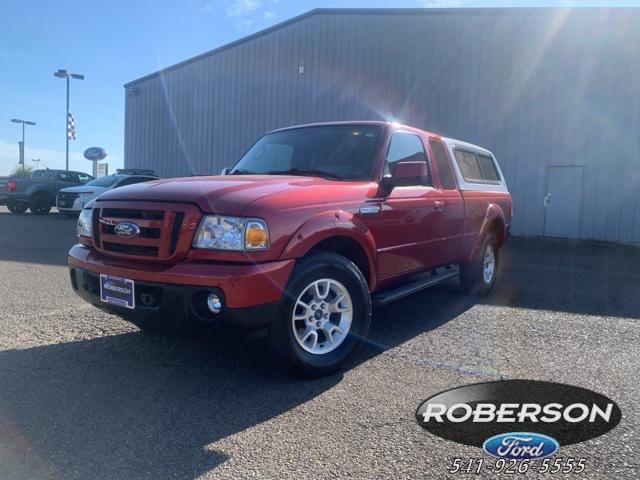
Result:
[193, 215, 269, 251]
[77, 209, 93, 237]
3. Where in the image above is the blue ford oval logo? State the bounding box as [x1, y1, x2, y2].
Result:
[114, 222, 141, 238]
[483, 432, 559, 460]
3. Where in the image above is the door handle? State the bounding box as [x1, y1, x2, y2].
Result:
[433, 200, 446, 212]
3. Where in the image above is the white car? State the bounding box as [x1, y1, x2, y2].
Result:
[56, 169, 159, 215]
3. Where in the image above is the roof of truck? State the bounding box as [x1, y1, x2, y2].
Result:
[270, 120, 441, 137]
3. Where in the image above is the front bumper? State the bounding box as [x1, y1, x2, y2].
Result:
[57, 196, 88, 212]
[68, 244, 295, 328]
[69, 267, 280, 329]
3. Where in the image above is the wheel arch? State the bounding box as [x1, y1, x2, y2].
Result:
[281, 211, 378, 291]
[30, 189, 55, 203]
[466, 204, 507, 261]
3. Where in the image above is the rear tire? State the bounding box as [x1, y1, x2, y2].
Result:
[7, 202, 28, 214]
[268, 251, 371, 378]
[29, 194, 52, 215]
[460, 233, 499, 296]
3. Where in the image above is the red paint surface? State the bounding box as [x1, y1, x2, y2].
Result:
[68, 121, 512, 306]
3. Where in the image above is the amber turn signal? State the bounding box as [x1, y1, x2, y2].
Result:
[244, 220, 269, 250]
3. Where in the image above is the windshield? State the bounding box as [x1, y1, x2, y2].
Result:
[85, 175, 120, 187]
[230, 125, 382, 181]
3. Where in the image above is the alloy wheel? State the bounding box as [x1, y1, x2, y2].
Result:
[291, 278, 353, 355]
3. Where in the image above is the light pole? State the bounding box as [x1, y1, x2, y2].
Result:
[54, 69, 84, 171]
[11, 118, 36, 171]
[32, 158, 41, 169]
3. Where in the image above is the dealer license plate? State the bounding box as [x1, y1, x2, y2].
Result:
[100, 274, 135, 309]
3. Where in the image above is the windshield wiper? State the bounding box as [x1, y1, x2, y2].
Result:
[268, 168, 342, 180]
[229, 168, 256, 175]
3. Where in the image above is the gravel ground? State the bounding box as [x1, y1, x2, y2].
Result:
[0, 206, 638, 479]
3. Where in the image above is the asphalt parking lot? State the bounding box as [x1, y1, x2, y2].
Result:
[0, 206, 638, 479]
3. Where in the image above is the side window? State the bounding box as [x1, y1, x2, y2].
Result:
[78, 173, 92, 184]
[454, 150, 483, 183]
[477, 154, 500, 182]
[429, 139, 457, 190]
[58, 172, 79, 183]
[384, 132, 428, 178]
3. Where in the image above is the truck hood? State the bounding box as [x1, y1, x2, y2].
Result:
[96, 175, 377, 215]
[59, 185, 108, 194]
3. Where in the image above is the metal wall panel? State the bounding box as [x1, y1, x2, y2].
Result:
[124, 8, 640, 243]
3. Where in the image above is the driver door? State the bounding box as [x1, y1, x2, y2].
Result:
[364, 132, 443, 281]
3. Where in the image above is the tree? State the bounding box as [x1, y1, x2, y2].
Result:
[9, 165, 34, 179]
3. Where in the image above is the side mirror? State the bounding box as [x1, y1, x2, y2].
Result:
[220, 168, 230, 176]
[381, 161, 429, 193]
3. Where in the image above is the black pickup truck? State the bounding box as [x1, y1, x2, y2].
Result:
[0, 169, 94, 214]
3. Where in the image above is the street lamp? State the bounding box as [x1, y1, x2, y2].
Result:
[32, 158, 41, 169]
[54, 69, 84, 171]
[11, 118, 36, 171]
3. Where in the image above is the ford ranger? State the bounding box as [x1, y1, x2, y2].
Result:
[68, 121, 512, 377]
[0, 169, 94, 214]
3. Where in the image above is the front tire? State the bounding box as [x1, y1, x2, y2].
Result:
[460, 233, 499, 296]
[29, 194, 52, 215]
[269, 252, 371, 378]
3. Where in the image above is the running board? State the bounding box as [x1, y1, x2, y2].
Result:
[372, 266, 460, 307]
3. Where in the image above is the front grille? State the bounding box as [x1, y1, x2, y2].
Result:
[168, 213, 185, 254]
[92, 202, 197, 262]
[102, 241, 159, 257]
[92, 208, 101, 248]
[102, 223, 161, 239]
[57, 192, 80, 207]
[101, 208, 164, 220]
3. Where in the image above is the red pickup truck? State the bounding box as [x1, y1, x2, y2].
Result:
[68, 122, 512, 376]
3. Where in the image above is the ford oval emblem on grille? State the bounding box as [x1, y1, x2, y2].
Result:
[114, 222, 141, 238]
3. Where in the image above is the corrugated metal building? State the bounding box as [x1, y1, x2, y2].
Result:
[123, 8, 640, 243]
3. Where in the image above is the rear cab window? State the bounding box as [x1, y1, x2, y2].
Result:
[453, 149, 501, 185]
[32, 170, 55, 180]
[429, 139, 457, 190]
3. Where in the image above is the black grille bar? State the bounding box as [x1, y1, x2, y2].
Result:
[101, 208, 164, 220]
[168, 213, 185, 255]
[102, 242, 159, 257]
[92, 208, 101, 248]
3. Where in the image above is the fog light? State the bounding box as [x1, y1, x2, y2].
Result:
[206, 293, 222, 314]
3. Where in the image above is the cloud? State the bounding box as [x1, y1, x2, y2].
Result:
[264, 10, 275, 19]
[226, 0, 262, 18]
[193, 2, 213, 16]
[0, 140, 121, 176]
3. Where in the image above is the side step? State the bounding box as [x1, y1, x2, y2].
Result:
[372, 265, 460, 307]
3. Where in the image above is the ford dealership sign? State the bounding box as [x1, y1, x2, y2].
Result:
[84, 146, 108, 161]
[482, 432, 559, 460]
[416, 380, 621, 459]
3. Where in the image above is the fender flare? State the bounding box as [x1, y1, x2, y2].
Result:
[467, 204, 507, 261]
[281, 210, 378, 290]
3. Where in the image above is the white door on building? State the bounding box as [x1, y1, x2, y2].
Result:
[543, 166, 585, 239]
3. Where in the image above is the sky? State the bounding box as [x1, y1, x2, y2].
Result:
[0, 0, 637, 176]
